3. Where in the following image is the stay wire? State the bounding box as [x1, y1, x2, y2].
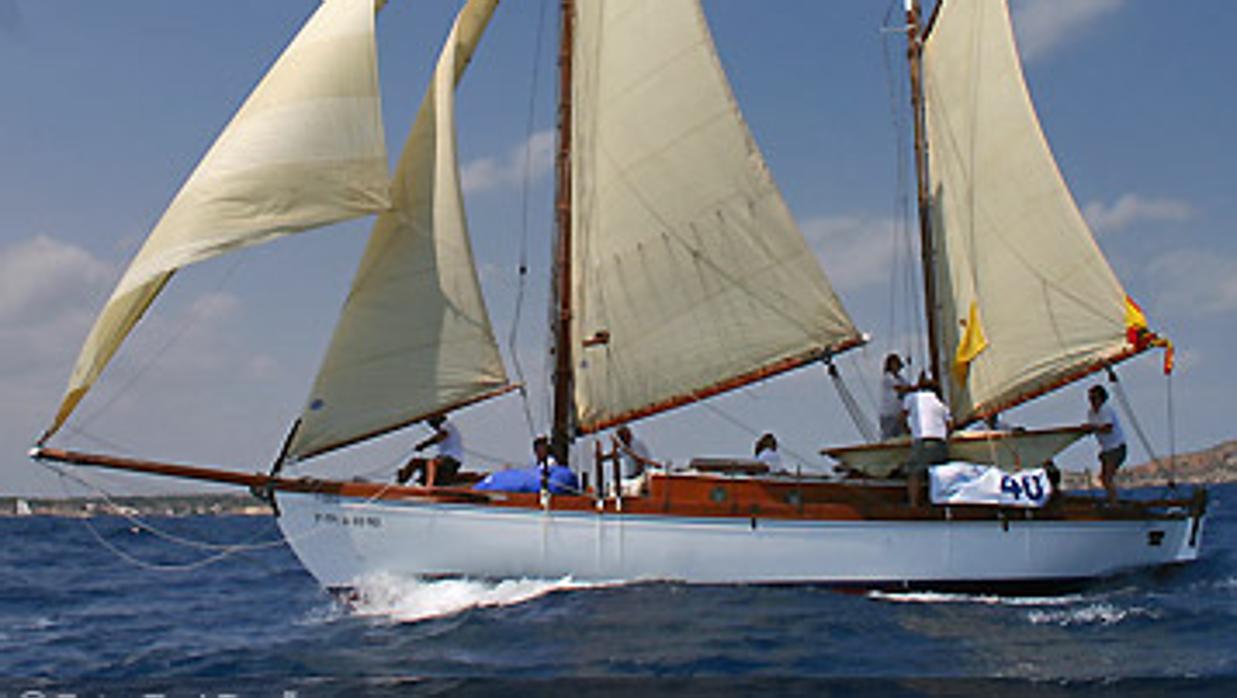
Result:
[1166, 370, 1178, 489]
[505, 0, 552, 441]
[699, 401, 819, 471]
[1106, 370, 1163, 479]
[826, 362, 877, 443]
[75, 259, 245, 436]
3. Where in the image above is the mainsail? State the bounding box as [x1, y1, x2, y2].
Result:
[288, 0, 508, 460]
[45, 0, 391, 440]
[921, 0, 1145, 423]
[569, 0, 863, 434]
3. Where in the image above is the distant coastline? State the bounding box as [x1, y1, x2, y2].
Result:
[6, 439, 1233, 518]
[1065, 438, 1237, 490]
[0, 493, 270, 518]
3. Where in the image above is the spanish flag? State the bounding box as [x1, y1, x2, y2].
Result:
[1124, 295, 1174, 374]
[1124, 296, 1149, 347]
[953, 300, 988, 385]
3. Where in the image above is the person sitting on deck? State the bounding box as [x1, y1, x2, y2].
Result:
[613, 425, 659, 479]
[903, 377, 952, 507]
[397, 414, 463, 487]
[473, 436, 579, 494]
[754, 432, 784, 472]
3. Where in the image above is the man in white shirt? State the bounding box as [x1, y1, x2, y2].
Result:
[1085, 384, 1127, 503]
[614, 425, 657, 479]
[398, 414, 463, 486]
[903, 378, 951, 506]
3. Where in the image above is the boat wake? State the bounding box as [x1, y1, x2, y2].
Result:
[1024, 602, 1160, 627]
[868, 589, 1163, 626]
[866, 590, 1086, 607]
[346, 573, 591, 623]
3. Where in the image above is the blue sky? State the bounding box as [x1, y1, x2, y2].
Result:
[1, 0, 1233, 496]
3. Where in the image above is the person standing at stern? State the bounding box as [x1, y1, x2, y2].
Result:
[1084, 384, 1127, 503]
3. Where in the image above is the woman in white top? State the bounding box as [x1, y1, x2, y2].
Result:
[879, 354, 911, 440]
[754, 432, 783, 472]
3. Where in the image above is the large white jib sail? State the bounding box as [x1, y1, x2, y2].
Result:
[44, 0, 391, 440]
[568, 0, 864, 434]
[287, 0, 509, 460]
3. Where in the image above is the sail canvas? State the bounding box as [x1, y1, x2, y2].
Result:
[922, 0, 1133, 422]
[46, 0, 391, 439]
[288, 0, 507, 460]
[569, 0, 861, 434]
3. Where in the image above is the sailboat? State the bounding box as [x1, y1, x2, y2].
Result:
[31, 0, 1205, 592]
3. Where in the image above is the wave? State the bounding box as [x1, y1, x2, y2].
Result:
[867, 590, 1085, 607]
[346, 573, 596, 624]
[1025, 602, 1160, 627]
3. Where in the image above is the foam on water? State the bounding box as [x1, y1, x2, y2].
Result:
[348, 573, 594, 623]
[1026, 602, 1160, 627]
[867, 590, 1085, 607]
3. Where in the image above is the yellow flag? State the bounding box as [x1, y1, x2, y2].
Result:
[953, 301, 988, 385]
[1124, 295, 1148, 344]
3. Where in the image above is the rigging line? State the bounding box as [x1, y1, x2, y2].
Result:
[882, 1, 908, 355]
[845, 347, 880, 417]
[48, 463, 286, 553]
[50, 467, 289, 574]
[1166, 370, 1178, 489]
[699, 402, 818, 469]
[1106, 370, 1163, 476]
[505, 0, 552, 441]
[74, 258, 246, 436]
[827, 361, 877, 443]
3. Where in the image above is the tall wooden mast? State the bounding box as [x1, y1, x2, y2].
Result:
[905, 0, 942, 385]
[550, 0, 576, 464]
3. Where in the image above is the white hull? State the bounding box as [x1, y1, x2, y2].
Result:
[276, 491, 1203, 590]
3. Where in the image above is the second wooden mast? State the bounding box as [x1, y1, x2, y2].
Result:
[550, 0, 576, 465]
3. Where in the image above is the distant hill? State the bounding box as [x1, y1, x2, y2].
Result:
[1053, 440, 1236, 491]
[1120, 439, 1237, 487]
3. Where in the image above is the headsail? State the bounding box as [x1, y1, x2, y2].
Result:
[44, 0, 391, 440]
[921, 0, 1153, 423]
[569, 0, 863, 434]
[287, 0, 508, 461]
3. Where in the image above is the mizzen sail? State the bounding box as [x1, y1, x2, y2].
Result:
[921, 0, 1147, 423]
[45, 0, 391, 441]
[287, 0, 508, 461]
[569, 0, 862, 434]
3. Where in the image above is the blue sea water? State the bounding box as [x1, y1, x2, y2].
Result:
[1, 484, 1234, 695]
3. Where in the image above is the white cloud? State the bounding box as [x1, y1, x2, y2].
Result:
[1083, 194, 1194, 235]
[0, 235, 113, 324]
[1146, 248, 1237, 316]
[0, 236, 115, 378]
[1011, 0, 1124, 63]
[801, 215, 903, 292]
[461, 130, 554, 194]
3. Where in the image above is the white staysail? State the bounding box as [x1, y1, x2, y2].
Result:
[288, 0, 507, 460]
[46, 0, 391, 440]
[569, 0, 863, 433]
[922, 0, 1136, 423]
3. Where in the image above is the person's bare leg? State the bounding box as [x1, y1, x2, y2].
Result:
[1101, 458, 1117, 503]
[908, 470, 924, 507]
